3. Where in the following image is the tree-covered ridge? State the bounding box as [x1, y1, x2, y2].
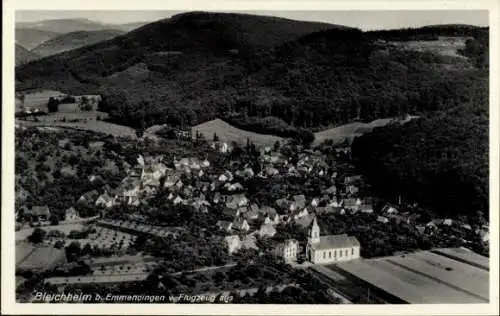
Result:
[351, 105, 488, 218]
[16, 13, 489, 132]
[366, 24, 488, 41]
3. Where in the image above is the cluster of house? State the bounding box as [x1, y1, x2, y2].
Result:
[17, 139, 489, 270]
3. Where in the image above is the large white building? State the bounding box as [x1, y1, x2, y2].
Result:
[274, 239, 299, 262]
[306, 217, 360, 264]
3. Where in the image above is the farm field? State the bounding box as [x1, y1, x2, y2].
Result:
[431, 247, 489, 270]
[192, 119, 284, 148]
[385, 251, 489, 301]
[332, 249, 489, 304]
[18, 120, 137, 138]
[16, 90, 66, 111]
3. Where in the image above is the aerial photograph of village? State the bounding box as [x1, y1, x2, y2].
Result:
[12, 9, 490, 305]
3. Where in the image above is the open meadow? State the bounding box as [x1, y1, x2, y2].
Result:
[192, 119, 284, 148]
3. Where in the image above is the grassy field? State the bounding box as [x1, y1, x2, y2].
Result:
[17, 89, 417, 146]
[192, 118, 284, 148]
[18, 119, 137, 138]
[16, 90, 138, 138]
[16, 90, 66, 111]
[390, 36, 470, 59]
[313, 118, 395, 146]
[313, 116, 419, 146]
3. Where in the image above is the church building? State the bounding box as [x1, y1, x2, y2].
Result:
[306, 217, 361, 264]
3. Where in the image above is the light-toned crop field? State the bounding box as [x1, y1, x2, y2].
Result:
[332, 249, 489, 304]
[385, 251, 488, 301]
[313, 116, 419, 146]
[313, 118, 394, 146]
[192, 118, 284, 148]
[432, 247, 489, 270]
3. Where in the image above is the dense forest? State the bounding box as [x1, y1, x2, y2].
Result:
[351, 105, 488, 218]
[16, 12, 489, 133]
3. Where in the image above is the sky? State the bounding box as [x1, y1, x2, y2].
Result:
[15, 10, 489, 30]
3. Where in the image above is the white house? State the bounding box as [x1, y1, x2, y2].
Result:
[225, 235, 241, 255]
[64, 207, 80, 222]
[274, 239, 299, 262]
[377, 216, 389, 224]
[95, 192, 115, 208]
[212, 141, 229, 153]
[232, 217, 250, 232]
[173, 196, 186, 205]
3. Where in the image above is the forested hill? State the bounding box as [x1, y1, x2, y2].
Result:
[366, 24, 488, 40]
[351, 105, 488, 218]
[31, 29, 125, 58]
[15, 44, 40, 66]
[15, 12, 488, 132]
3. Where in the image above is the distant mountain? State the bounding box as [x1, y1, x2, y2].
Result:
[16, 18, 151, 35]
[15, 11, 344, 90]
[15, 28, 61, 50]
[15, 13, 488, 133]
[15, 44, 40, 66]
[31, 29, 125, 58]
[16, 18, 112, 33]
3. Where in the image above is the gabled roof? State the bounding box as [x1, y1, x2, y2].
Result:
[97, 192, 113, 202]
[225, 194, 248, 208]
[241, 234, 258, 249]
[81, 190, 99, 201]
[275, 198, 289, 209]
[311, 234, 360, 250]
[260, 205, 277, 217]
[223, 207, 239, 218]
[23, 205, 50, 216]
[295, 214, 315, 228]
[232, 217, 248, 229]
[259, 224, 276, 236]
[217, 220, 232, 230]
[293, 195, 306, 203]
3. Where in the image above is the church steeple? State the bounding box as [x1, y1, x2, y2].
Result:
[309, 217, 320, 244]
